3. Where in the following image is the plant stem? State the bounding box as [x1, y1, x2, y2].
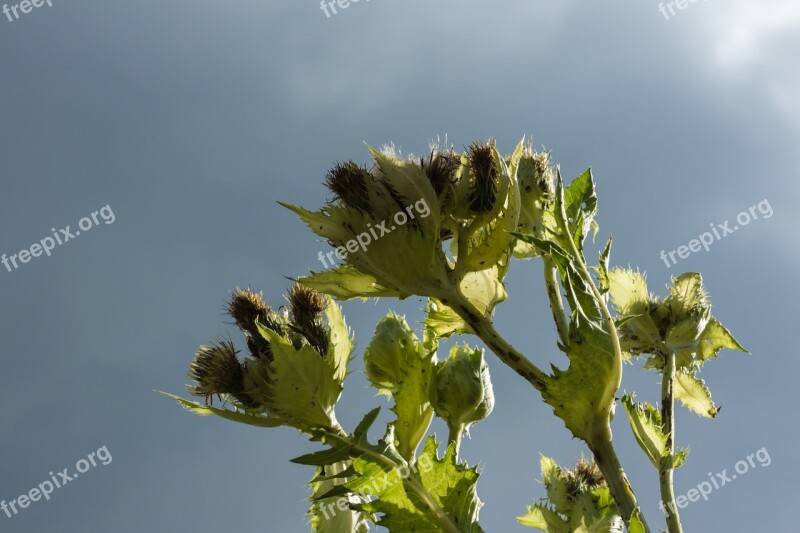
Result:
[450, 290, 649, 532]
[543, 257, 570, 346]
[660, 349, 683, 533]
[589, 426, 651, 533]
[447, 422, 464, 460]
[449, 291, 547, 391]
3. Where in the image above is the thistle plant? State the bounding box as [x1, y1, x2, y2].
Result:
[163, 138, 746, 532]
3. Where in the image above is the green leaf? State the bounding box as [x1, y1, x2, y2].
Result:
[621, 394, 667, 470]
[348, 436, 484, 533]
[697, 318, 748, 362]
[257, 326, 342, 429]
[562, 168, 599, 251]
[674, 370, 718, 418]
[298, 264, 406, 300]
[323, 297, 355, 383]
[158, 392, 285, 428]
[425, 263, 508, 338]
[607, 268, 651, 316]
[292, 445, 353, 466]
[353, 407, 382, 442]
[367, 145, 441, 234]
[309, 460, 371, 533]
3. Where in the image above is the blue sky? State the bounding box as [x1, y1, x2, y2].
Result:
[0, 1, 797, 531]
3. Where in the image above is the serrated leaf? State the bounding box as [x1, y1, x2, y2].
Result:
[298, 264, 405, 300]
[674, 370, 718, 418]
[425, 263, 508, 338]
[257, 326, 342, 429]
[367, 145, 441, 234]
[608, 269, 651, 316]
[292, 445, 352, 466]
[309, 460, 371, 533]
[353, 407, 382, 442]
[324, 297, 355, 382]
[621, 394, 667, 470]
[697, 318, 748, 362]
[346, 436, 483, 533]
[159, 392, 284, 428]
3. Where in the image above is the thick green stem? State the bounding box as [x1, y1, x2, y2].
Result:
[448, 291, 547, 391]
[589, 428, 650, 533]
[660, 350, 683, 533]
[447, 422, 464, 460]
[543, 257, 570, 346]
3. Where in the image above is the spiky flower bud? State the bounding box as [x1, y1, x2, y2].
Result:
[431, 345, 494, 431]
[286, 284, 330, 356]
[187, 338, 249, 406]
[227, 288, 281, 362]
[325, 160, 371, 211]
[288, 284, 328, 327]
[424, 151, 459, 197]
[663, 273, 711, 351]
[467, 141, 498, 213]
[565, 458, 606, 496]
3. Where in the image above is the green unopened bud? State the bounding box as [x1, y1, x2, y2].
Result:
[364, 313, 422, 394]
[431, 345, 494, 430]
[663, 273, 712, 351]
[666, 307, 711, 351]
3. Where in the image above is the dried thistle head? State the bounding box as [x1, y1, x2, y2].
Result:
[227, 288, 268, 334]
[187, 338, 247, 405]
[325, 160, 371, 211]
[424, 151, 459, 196]
[467, 141, 498, 212]
[288, 284, 327, 327]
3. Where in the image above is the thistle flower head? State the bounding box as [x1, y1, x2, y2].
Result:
[288, 284, 328, 327]
[424, 150, 459, 197]
[325, 160, 371, 211]
[467, 141, 498, 213]
[187, 338, 246, 405]
[227, 288, 268, 332]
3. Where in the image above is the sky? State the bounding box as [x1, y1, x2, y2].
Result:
[0, 0, 797, 531]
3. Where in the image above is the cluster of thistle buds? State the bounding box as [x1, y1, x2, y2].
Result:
[186, 284, 349, 430]
[283, 138, 557, 308]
